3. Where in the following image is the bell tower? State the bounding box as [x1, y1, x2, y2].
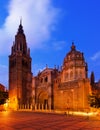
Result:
[9, 21, 32, 110]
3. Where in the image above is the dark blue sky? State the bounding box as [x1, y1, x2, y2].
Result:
[0, 0, 100, 87]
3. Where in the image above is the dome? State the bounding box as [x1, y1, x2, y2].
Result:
[61, 42, 88, 82]
[63, 42, 84, 65]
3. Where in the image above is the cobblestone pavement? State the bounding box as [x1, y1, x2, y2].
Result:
[0, 111, 100, 130]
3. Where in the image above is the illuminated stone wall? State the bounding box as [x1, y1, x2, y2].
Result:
[32, 43, 91, 111]
[54, 79, 91, 111]
[32, 67, 59, 110]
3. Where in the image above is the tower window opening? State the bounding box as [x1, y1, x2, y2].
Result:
[45, 77, 48, 82]
[41, 78, 43, 83]
[20, 42, 22, 51]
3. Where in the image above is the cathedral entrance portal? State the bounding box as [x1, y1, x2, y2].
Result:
[38, 91, 48, 110]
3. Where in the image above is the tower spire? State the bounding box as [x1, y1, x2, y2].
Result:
[20, 17, 22, 25]
[17, 17, 24, 34]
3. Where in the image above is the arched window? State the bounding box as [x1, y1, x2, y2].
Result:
[79, 71, 82, 78]
[64, 73, 68, 81]
[41, 78, 43, 83]
[75, 70, 78, 79]
[45, 77, 48, 82]
[20, 42, 22, 51]
[70, 71, 73, 79]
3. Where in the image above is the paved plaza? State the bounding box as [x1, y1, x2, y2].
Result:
[0, 111, 100, 130]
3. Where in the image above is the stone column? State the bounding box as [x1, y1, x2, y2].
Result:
[42, 104, 44, 110]
[35, 104, 37, 110]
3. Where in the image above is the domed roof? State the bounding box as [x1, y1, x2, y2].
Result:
[62, 42, 88, 81]
[63, 42, 84, 64]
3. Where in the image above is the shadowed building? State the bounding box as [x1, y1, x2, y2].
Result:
[9, 21, 32, 110]
[90, 71, 100, 94]
[0, 84, 5, 92]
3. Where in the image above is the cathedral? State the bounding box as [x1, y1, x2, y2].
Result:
[32, 43, 91, 111]
[9, 22, 91, 111]
[9, 21, 32, 110]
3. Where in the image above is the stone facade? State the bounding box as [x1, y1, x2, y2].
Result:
[9, 22, 32, 110]
[32, 43, 91, 111]
[32, 67, 59, 110]
[9, 22, 91, 111]
[54, 79, 91, 111]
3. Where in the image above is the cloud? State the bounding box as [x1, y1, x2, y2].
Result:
[91, 51, 100, 61]
[0, 0, 60, 55]
[52, 40, 67, 50]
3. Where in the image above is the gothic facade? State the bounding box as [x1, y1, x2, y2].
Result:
[32, 67, 59, 110]
[9, 22, 32, 110]
[9, 22, 91, 111]
[32, 43, 91, 111]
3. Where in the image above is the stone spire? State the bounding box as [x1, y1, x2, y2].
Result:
[17, 19, 24, 34]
